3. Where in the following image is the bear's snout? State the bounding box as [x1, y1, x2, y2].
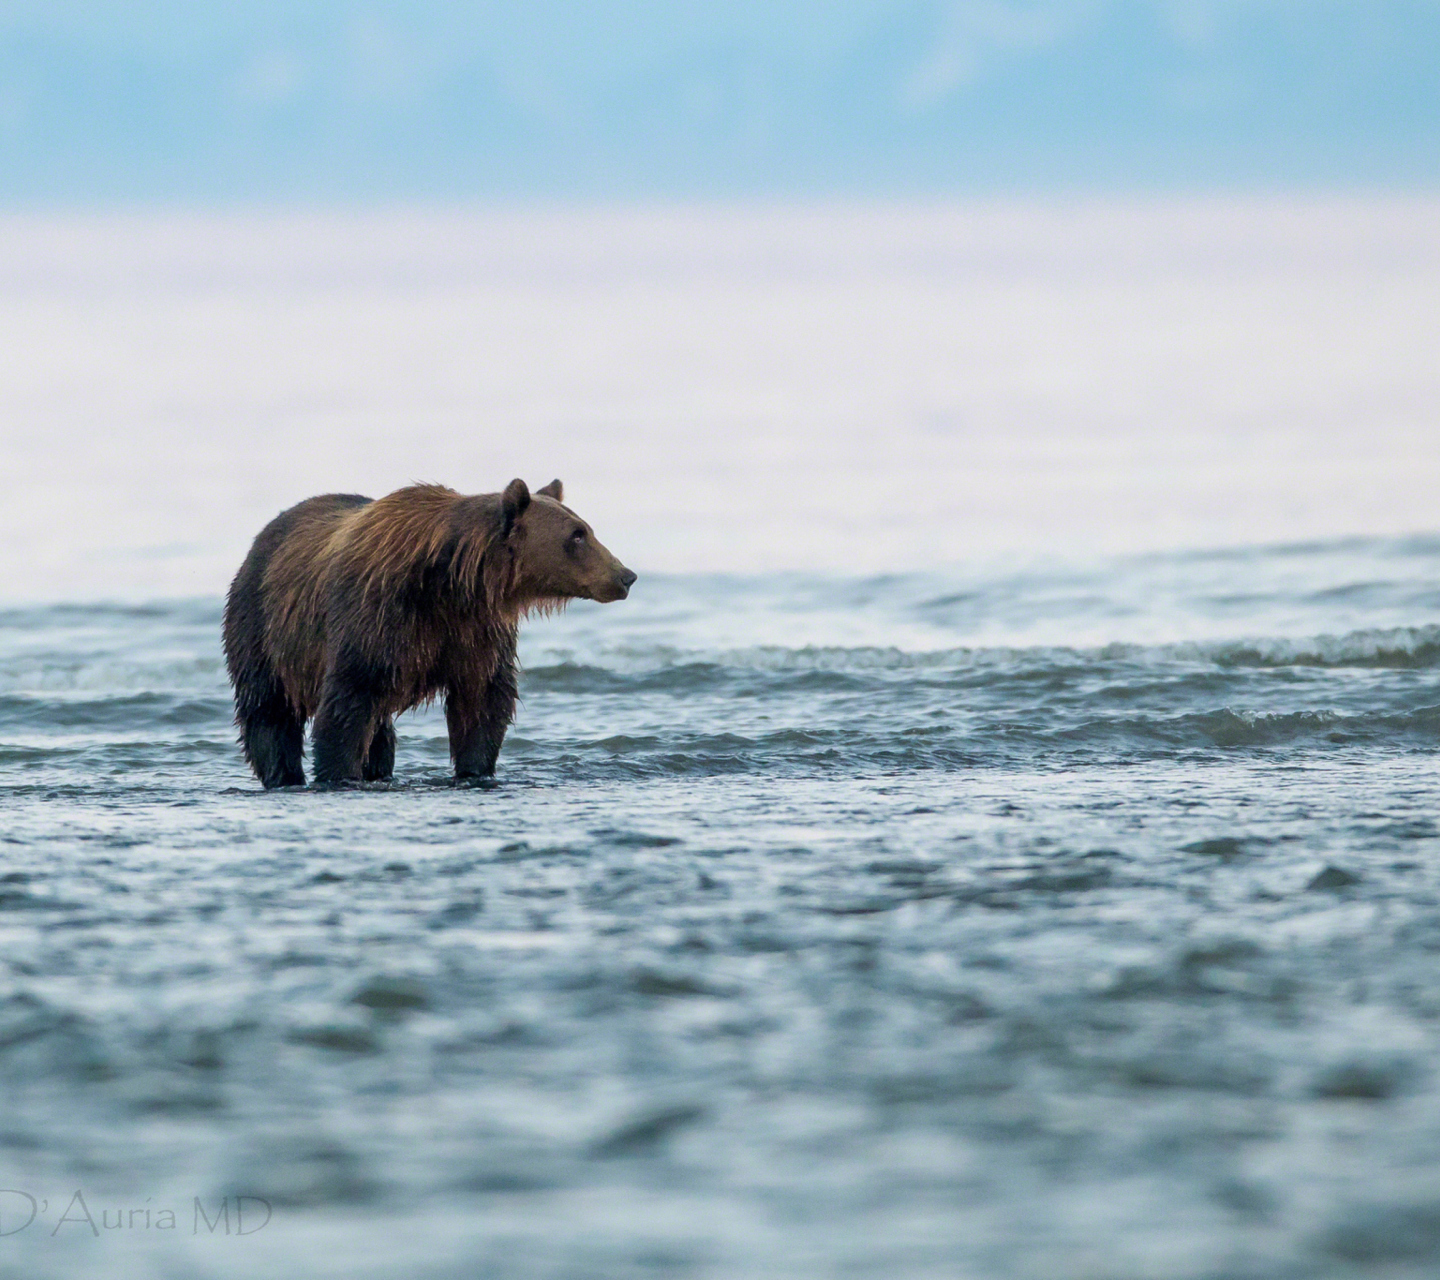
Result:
[609, 567, 637, 600]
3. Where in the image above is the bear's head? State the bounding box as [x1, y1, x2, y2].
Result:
[499, 478, 636, 605]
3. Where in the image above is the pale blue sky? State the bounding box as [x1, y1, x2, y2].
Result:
[0, 1, 1437, 200]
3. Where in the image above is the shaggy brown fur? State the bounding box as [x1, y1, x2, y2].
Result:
[223, 478, 635, 787]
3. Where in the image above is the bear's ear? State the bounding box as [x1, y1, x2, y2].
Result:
[500, 478, 530, 536]
[536, 478, 563, 501]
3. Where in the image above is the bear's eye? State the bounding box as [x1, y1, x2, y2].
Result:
[567, 528, 587, 551]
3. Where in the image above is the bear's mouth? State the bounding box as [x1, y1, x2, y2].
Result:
[591, 569, 636, 603]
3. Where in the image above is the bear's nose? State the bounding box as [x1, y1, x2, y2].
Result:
[619, 568, 638, 590]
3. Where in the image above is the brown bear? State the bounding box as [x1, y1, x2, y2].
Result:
[222, 478, 635, 788]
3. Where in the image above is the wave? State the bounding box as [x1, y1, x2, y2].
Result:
[2, 597, 1438, 776]
[520, 625, 1440, 699]
[1198, 626, 1440, 669]
[1057, 705, 1440, 750]
[0, 692, 231, 729]
[4, 704, 1435, 784]
[503, 705, 1440, 780]
[0, 600, 222, 630]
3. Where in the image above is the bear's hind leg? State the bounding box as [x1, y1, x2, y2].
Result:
[363, 719, 396, 782]
[238, 692, 306, 789]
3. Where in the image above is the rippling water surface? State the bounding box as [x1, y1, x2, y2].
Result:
[4, 538, 1440, 1278]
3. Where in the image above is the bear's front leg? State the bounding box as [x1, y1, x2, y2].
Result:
[446, 663, 518, 780]
[312, 650, 386, 786]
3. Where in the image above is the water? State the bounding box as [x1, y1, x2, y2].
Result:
[3, 537, 1440, 1278]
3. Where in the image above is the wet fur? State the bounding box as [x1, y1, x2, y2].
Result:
[223, 480, 627, 787]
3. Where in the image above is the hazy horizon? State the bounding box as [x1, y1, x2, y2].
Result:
[2, 195, 1436, 604]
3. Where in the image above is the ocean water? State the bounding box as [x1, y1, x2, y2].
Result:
[3, 536, 1440, 1278]
[3, 201, 1440, 1277]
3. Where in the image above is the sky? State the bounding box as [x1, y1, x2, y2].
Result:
[0, 1, 1437, 201]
